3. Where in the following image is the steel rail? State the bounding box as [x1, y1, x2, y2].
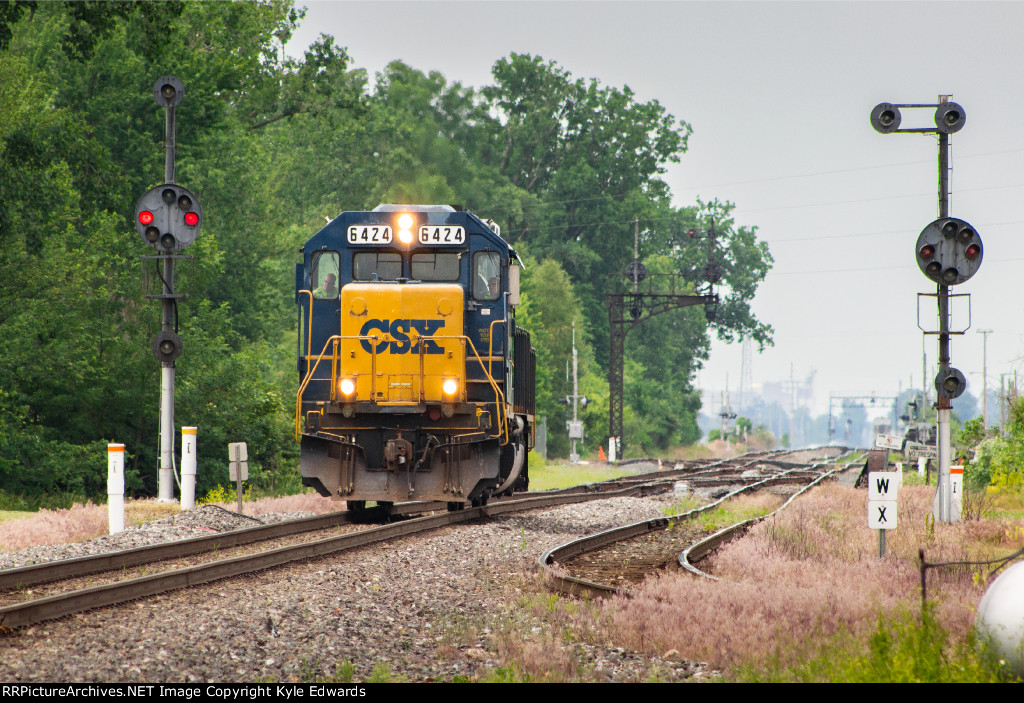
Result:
[539, 451, 857, 598]
[0, 501, 450, 592]
[539, 467, 806, 598]
[0, 484, 655, 629]
[0, 450, 846, 594]
[0, 470, 689, 594]
[679, 456, 861, 580]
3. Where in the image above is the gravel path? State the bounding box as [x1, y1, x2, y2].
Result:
[0, 496, 716, 683]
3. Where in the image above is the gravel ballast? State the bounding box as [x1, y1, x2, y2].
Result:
[0, 495, 716, 683]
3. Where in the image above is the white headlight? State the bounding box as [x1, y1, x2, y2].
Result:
[339, 378, 356, 396]
[442, 378, 458, 396]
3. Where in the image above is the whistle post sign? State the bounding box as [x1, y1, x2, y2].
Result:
[868, 471, 898, 530]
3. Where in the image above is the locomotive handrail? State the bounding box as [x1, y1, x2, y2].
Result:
[295, 333, 510, 445]
[298, 289, 314, 366]
[295, 334, 380, 440]
[419, 334, 509, 445]
[487, 318, 506, 382]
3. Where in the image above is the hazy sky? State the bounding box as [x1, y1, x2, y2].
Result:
[286, 1, 1024, 421]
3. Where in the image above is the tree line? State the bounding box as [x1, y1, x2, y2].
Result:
[0, 1, 773, 507]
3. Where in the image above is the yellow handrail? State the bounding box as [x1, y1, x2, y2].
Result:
[294, 334, 377, 440]
[487, 318, 506, 382]
[424, 334, 509, 445]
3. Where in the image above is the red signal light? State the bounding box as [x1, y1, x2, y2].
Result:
[919, 244, 935, 260]
[184, 212, 199, 226]
[965, 243, 980, 260]
[138, 210, 154, 226]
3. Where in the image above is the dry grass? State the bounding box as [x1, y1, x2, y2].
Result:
[0, 492, 341, 552]
[599, 483, 1021, 673]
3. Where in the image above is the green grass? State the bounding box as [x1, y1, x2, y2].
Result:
[527, 451, 636, 490]
[0, 510, 33, 523]
[696, 503, 772, 532]
[736, 604, 1013, 682]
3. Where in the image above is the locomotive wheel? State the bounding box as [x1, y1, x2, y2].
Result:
[346, 500, 366, 514]
[470, 495, 489, 508]
[446, 501, 465, 512]
[376, 501, 393, 516]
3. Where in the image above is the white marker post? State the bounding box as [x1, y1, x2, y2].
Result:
[950, 464, 963, 520]
[180, 427, 197, 510]
[107, 443, 125, 534]
[868, 471, 899, 557]
[228, 442, 248, 514]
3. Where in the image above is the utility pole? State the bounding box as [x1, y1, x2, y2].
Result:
[979, 329, 992, 427]
[561, 322, 590, 464]
[570, 323, 580, 463]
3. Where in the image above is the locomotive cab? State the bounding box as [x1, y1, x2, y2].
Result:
[295, 205, 535, 509]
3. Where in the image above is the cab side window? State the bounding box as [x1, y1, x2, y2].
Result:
[311, 251, 340, 299]
[473, 251, 501, 301]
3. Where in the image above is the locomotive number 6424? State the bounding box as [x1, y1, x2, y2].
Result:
[296, 205, 535, 514]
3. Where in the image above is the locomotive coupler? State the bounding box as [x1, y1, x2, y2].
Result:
[384, 437, 413, 473]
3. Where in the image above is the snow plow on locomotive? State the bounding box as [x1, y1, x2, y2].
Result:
[295, 205, 535, 510]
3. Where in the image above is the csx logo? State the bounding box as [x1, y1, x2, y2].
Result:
[359, 319, 445, 354]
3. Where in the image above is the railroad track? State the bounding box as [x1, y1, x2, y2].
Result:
[0, 475, 694, 630]
[0, 449, 851, 629]
[539, 449, 860, 597]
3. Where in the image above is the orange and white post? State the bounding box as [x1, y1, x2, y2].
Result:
[107, 443, 125, 534]
[181, 427, 198, 510]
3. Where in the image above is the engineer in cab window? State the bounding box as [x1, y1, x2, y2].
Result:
[313, 273, 337, 299]
[474, 252, 500, 301]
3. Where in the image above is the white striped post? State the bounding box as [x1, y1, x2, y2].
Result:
[181, 427, 197, 510]
[107, 443, 125, 534]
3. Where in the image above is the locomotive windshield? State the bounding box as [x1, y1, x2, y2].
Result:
[353, 252, 401, 281]
[411, 252, 460, 281]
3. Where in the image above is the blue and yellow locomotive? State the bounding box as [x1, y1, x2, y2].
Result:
[295, 205, 535, 510]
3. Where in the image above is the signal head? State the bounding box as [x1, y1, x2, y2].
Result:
[934, 102, 966, 134]
[153, 76, 185, 107]
[915, 217, 983, 285]
[134, 183, 202, 251]
[152, 330, 183, 363]
[935, 367, 967, 399]
[870, 103, 902, 133]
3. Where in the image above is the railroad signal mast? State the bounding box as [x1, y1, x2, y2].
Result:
[871, 96, 979, 524]
[606, 218, 719, 459]
[136, 77, 202, 501]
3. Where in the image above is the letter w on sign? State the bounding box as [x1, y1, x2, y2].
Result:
[868, 472, 899, 500]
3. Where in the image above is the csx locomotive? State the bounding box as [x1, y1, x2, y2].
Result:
[295, 205, 535, 511]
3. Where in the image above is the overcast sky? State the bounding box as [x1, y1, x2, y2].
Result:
[286, 1, 1024, 422]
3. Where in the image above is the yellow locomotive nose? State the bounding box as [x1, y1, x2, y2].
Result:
[339, 283, 464, 404]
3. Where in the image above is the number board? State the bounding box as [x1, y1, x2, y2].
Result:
[418, 225, 465, 245]
[347, 225, 392, 244]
